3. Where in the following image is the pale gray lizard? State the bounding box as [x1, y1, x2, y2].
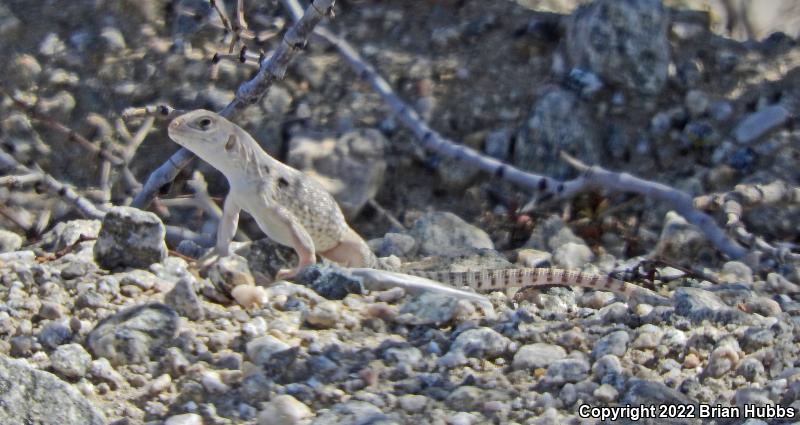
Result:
[168, 110, 670, 305]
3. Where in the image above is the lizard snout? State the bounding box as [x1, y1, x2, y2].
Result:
[168, 118, 184, 131]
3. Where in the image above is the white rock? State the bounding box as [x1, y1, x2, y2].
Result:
[165, 413, 203, 425]
[257, 394, 312, 425]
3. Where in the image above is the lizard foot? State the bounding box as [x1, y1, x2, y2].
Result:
[192, 249, 222, 275]
[276, 267, 300, 281]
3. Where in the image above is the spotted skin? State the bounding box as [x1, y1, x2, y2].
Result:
[407, 268, 670, 305]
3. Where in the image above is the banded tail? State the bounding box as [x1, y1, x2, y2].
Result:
[405, 268, 671, 305]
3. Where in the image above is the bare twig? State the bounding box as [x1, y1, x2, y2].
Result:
[0, 204, 30, 233]
[0, 173, 42, 188]
[694, 180, 800, 227]
[0, 150, 105, 219]
[558, 152, 747, 260]
[280, 0, 748, 262]
[185, 171, 224, 220]
[0, 86, 124, 166]
[122, 104, 184, 120]
[212, 47, 263, 66]
[1, 150, 208, 247]
[209, 0, 232, 38]
[693, 180, 800, 263]
[131, 0, 337, 209]
[367, 199, 405, 231]
[117, 116, 155, 164]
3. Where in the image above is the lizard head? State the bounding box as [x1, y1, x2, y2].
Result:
[168, 109, 225, 152]
[168, 109, 258, 178]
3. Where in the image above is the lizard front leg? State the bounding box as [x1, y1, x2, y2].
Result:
[196, 196, 241, 269]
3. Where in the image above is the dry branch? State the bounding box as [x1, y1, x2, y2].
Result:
[280, 0, 750, 262]
[694, 180, 800, 262]
[0, 150, 105, 219]
[558, 153, 748, 260]
[0, 86, 124, 166]
[131, 0, 337, 209]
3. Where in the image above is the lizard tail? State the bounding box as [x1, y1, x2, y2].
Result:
[406, 268, 671, 306]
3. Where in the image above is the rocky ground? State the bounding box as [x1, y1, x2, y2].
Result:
[0, 0, 799, 424]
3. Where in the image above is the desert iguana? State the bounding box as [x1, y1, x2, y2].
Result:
[168, 110, 670, 306]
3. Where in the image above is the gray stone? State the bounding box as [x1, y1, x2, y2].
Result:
[39, 33, 66, 57]
[544, 357, 590, 385]
[592, 330, 630, 359]
[310, 400, 388, 425]
[524, 215, 586, 252]
[257, 394, 312, 425]
[685, 90, 710, 117]
[744, 297, 782, 317]
[631, 324, 664, 349]
[288, 129, 387, 219]
[515, 88, 599, 179]
[440, 327, 511, 367]
[38, 322, 73, 350]
[60, 261, 94, 280]
[735, 357, 765, 381]
[99, 27, 126, 53]
[445, 386, 488, 411]
[720, 261, 754, 284]
[733, 105, 789, 144]
[566, 0, 670, 94]
[304, 300, 342, 329]
[165, 277, 205, 321]
[246, 335, 292, 366]
[567, 68, 604, 98]
[0, 230, 22, 253]
[207, 254, 255, 296]
[374, 233, 417, 258]
[293, 264, 366, 300]
[396, 291, 459, 325]
[87, 303, 179, 366]
[409, 211, 493, 256]
[117, 269, 159, 291]
[620, 380, 700, 425]
[94, 207, 167, 270]
[552, 242, 594, 269]
[484, 128, 513, 160]
[706, 345, 740, 378]
[710, 100, 734, 122]
[88, 358, 124, 390]
[50, 343, 92, 379]
[651, 211, 715, 265]
[673, 287, 749, 324]
[0, 355, 106, 424]
[383, 346, 423, 368]
[512, 343, 567, 370]
[234, 238, 298, 285]
[0, 2, 21, 39]
[38, 219, 101, 253]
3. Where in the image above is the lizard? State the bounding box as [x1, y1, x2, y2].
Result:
[167, 109, 671, 306]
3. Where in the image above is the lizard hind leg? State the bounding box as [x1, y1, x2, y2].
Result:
[320, 227, 376, 268]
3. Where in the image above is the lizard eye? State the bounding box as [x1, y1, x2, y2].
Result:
[195, 117, 213, 131]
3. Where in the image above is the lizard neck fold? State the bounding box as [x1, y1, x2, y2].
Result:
[216, 128, 279, 184]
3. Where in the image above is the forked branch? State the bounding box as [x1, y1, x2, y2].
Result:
[131, 0, 337, 209]
[280, 0, 750, 262]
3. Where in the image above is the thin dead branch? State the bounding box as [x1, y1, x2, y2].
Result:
[281, 0, 749, 262]
[0, 86, 124, 166]
[131, 0, 337, 209]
